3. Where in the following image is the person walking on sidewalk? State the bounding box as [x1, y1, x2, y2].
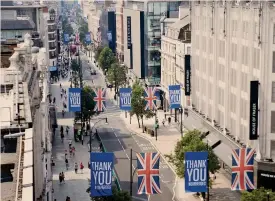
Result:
[65, 158, 69, 170]
[61, 172, 65, 183]
[74, 162, 78, 174]
[162, 119, 165, 127]
[59, 173, 62, 184]
[80, 162, 84, 174]
[61, 132, 64, 143]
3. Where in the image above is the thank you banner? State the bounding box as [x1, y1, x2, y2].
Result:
[68, 88, 81, 112]
[64, 33, 70, 44]
[90, 152, 114, 197]
[85, 33, 92, 44]
[185, 152, 208, 193]
[169, 85, 181, 109]
[119, 88, 132, 111]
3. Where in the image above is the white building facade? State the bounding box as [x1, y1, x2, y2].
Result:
[190, 1, 275, 180]
[161, 15, 191, 111]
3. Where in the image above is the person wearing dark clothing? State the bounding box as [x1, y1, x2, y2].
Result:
[59, 173, 62, 184]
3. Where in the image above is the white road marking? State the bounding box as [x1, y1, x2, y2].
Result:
[172, 176, 178, 201]
[111, 127, 134, 168]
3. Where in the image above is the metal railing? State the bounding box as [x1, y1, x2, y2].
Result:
[15, 136, 24, 201]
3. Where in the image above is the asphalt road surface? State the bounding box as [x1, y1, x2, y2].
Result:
[80, 52, 178, 201]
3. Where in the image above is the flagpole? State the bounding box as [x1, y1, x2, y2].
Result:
[130, 148, 133, 196]
[207, 141, 210, 201]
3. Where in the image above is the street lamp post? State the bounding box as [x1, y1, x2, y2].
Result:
[179, 107, 183, 137]
[154, 109, 158, 141]
[267, 192, 270, 201]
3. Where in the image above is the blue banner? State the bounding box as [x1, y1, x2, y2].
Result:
[85, 33, 92, 44]
[68, 88, 81, 112]
[119, 88, 132, 111]
[64, 33, 70, 44]
[90, 152, 114, 197]
[185, 152, 208, 193]
[169, 85, 181, 109]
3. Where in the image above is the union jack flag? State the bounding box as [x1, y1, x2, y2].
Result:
[93, 88, 106, 112]
[231, 148, 255, 191]
[144, 87, 157, 110]
[136, 152, 161, 195]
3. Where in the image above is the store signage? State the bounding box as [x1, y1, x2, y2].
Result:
[249, 81, 259, 140]
[257, 170, 275, 191]
[184, 55, 191, 96]
[185, 152, 208, 193]
[127, 16, 131, 49]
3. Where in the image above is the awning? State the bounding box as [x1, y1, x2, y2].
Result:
[183, 110, 240, 169]
[49, 66, 57, 71]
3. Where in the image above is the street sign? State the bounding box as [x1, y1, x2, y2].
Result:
[119, 88, 132, 111]
[90, 152, 114, 197]
[68, 88, 81, 112]
[169, 85, 181, 109]
[185, 152, 208, 193]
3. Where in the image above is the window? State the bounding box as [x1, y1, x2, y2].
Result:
[230, 68, 237, 87]
[273, 24, 275, 44]
[272, 82, 275, 102]
[253, 48, 260, 69]
[220, 40, 225, 58]
[271, 111, 275, 133]
[230, 93, 236, 113]
[273, 52, 275, 73]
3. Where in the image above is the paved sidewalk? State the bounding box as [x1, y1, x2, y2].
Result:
[51, 76, 94, 201]
[120, 112, 241, 201]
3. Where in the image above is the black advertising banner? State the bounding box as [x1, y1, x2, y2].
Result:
[249, 80, 259, 140]
[257, 170, 275, 191]
[185, 55, 191, 96]
[127, 16, 132, 49]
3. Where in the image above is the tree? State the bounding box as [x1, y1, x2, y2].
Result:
[86, 185, 131, 201]
[95, 46, 104, 61]
[71, 59, 80, 72]
[106, 63, 127, 95]
[74, 85, 96, 123]
[241, 188, 275, 201]
[79, 22, 88, 44]
[98, 47, 116, 71]
[130, 81, 155, 128]
[165, 129, 220, 178]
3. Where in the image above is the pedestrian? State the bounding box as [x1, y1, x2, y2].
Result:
[61, 172, 65, 183]
[88, 161, 90, 169]
[80, 162, 84, 174]
[162, 119, 165, 127]
[74, 162, 78, 174]
[72, 146, 75, 156]
[65, 158, 69, 170]
[66, 196, 71, 201]
[59, 173, 62, 184]
[61, 92, 63, 99]
[68, 139, 72, 148]
[53, 97, 56, 104]
[60, 126, 64, 133]
[62, 110, 65, 118]
[61, 133, 64, 143]
[66, 126, 69, 135]
[60, 83, 62, 88]
[168, 117, 171, 125]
